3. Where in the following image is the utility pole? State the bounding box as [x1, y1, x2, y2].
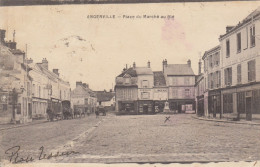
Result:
[25, 44, 28, 121]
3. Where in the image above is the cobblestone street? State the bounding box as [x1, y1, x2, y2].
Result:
[0, 114, 102, 163]
[51, 114, 260, 163]
[1, 114, 260, 164]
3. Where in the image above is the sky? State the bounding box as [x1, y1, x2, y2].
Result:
[0, 2, 259, 90]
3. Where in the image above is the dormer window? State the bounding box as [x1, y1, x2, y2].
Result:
[123, 74, 131, 84]
[125, 78, 130, 84]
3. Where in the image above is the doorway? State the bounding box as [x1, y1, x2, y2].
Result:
[246, 97, 252, 121]
[143, 105, 148, 114]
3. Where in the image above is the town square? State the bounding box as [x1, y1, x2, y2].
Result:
[0, 2, 260, 165]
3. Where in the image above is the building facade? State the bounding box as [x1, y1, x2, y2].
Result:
[153, 71, 168, 113]
[71, 82, 97, 113]
[202, 45, 221, 117]
[195, 59, 205, 116]
[95, 90, 115, 111]
[136, 62, 154, 114]
[163, 59, 196, 113]
[0, 43, 33, 124]
[115, 66, 138, 114]
[219, 7, 260, 120]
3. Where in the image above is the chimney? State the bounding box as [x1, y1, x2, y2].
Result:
[76, 81, 82, 87]
[5, 40, 17, 50]
[198, 59, 202, 75]
[26, 58, 33, 64]
[187, 59, 191, 67]
[147, 60, 151, 68]
[226, 26, 234, 33]
[53, 69, 59, 76]
[82, 83, 89, 88]
[0, 29, 6, 44]
[162, 59, 167, 73]
[133, 62, 136, 68]
[13, 30, 16, 42]
[41, 58, 48, 70]
[126, 64, 128, 70]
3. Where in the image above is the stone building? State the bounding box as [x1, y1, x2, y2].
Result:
[195, 59, 205, 116]
[0, 43, 33, 124]
[71, 82, 97, 113]
[136, 61, 154, 114]
[163, 59, 196, 113]
[153, 71, 168, 113]
[115, 65, 138, 114]
[28, 58, 71, 119]
[218, 7, 260, 120]
[202, 45, 221, 117]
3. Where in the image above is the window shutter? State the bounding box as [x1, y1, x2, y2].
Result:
[224, 69, 227, 85]
[229, 68, 232, 85]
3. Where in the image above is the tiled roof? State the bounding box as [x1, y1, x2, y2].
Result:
[71, 85, 96, 97]
[220, 6, 260, 39]
[36, 63, 69, 85]
[164, 64, 195, 76]
[94, 91, 115, 102]
[202, 45, 220, 60]
[153, 71, 166, 87]
[10, 49, 25, 55]
[117, 67, 137, 77]
[135, 67, 153, 75]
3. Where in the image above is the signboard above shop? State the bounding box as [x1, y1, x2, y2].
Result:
[0, 93, 8, 104]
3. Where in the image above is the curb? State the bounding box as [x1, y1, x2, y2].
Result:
[192, 115, 260, 126]
[0, 120, 49, 131]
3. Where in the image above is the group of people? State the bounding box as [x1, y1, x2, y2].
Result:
[46, 104, 107, 121]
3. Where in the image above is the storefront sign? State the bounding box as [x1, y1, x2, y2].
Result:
[154, 89, 167, 93]
[0, 93, 8, 104]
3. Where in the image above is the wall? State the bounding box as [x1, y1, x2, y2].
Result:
[168, 86, 195, 99]
[167, 76, 195, 86]
[220, 18, 260, 87]
[153, 88, 168, 100]
[115, 87, 138, 101]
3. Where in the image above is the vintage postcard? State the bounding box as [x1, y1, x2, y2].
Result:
[0, 1, 260, 167]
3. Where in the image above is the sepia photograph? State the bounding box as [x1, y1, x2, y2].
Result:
[0, 1, 260, 167]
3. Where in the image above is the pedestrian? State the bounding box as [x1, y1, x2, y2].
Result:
[95, 108, 99, 118]
[46, 107, 53, 122]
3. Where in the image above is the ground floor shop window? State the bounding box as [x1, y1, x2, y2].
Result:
[223, 94, 233, 113]
[237, 92, 245, 114]
[252, 89, 260, 114]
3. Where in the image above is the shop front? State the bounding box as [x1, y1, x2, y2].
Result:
[118, 100, 138, 114]
[169, 99, 195, 113]
[138, 100, 154, 114]
[221, 82, 260, 121]
[208, 90, 221, 118]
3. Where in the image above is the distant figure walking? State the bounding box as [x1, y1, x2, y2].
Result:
[95, 109, 99, 118]
[46, 107, 53, 121]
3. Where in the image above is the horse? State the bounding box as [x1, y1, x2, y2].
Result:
[74, 108, 85, 118]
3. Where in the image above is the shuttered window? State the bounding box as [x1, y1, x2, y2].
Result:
[226, 39, 230, 58]
[250, 25, 255, 47]
[237, 64, 241, 84]
[237, 32, 241, 53]
[248, 60, 256, 82]
[224, 67, 232, 86]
